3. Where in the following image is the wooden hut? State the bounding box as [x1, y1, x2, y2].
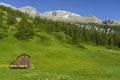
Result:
[10, 53, 31, 69]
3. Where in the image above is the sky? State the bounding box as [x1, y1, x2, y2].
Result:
[0, 0, 120, 21]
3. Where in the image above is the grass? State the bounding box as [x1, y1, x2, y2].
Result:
[0, 7, 120, 80]
[0, 31, 120, 80]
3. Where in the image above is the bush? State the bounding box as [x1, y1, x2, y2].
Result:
[106, 46, 112, 49]
[0, 34, 4, 39]
[0, 34, 7, 39]
[54, 32, 66, 40]
[76, 44, 86, 49]
[7, 15, 17, 25]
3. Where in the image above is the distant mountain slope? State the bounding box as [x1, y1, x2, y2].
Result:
[1, 2, 120, 25]
[41, 10, 83, 23]
[103, 19, 120, 25]
[41, 10, 102, 23]
[83, 15, 101, 23]
[1, 2, 119, 24]
[43, 10, 82, 18]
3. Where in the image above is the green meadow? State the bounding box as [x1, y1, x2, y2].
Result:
[0, 32, 120, 80]
[0, 5, 120, 80]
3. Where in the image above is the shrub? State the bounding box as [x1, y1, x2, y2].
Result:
[54, 32, 66, 40]
[76, 44, 86, 49]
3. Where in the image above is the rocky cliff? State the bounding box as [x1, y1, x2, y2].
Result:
[18, 6, 40, 17]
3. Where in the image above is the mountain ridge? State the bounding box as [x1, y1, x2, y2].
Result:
[0, 2, 120, 25]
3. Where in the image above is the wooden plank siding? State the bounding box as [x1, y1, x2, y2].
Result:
[10, 54, 30, 69]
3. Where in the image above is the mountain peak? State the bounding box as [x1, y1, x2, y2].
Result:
[43, 10, 82, 19]
[18, 6, 40, 17]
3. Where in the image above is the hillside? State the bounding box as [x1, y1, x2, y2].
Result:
[1, 31, 120, 80]
[0, 4, 120, 80]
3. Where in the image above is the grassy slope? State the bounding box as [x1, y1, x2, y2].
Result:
[0, 31, 120, 80]
[0, 7, 120, 80]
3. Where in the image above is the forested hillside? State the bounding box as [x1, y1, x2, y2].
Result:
[0, 5, 120, 48]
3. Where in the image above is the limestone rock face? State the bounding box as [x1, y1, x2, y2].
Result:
[42, 11, 102, 23]
[43, 10, 82, 18]
[18, 6, 40, 17]
[83, 15, 101, 23]
[41, 10, 83, 22]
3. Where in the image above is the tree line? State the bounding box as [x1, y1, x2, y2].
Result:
[32, 17, 120, 48]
